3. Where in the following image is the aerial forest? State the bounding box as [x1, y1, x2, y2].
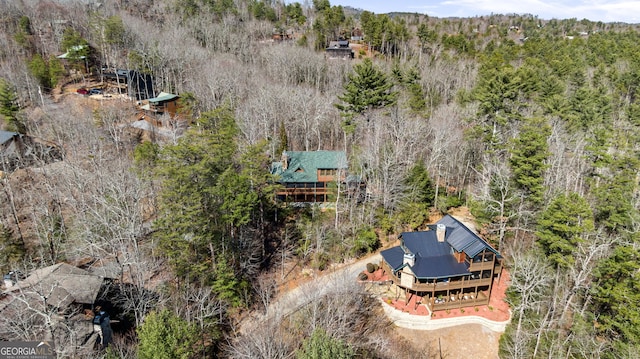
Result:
[1, 0, 640, 358]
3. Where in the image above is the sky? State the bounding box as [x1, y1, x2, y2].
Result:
[329, 0, 640, 24]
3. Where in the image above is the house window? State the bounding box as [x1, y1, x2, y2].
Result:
[318, 169, 337, 176]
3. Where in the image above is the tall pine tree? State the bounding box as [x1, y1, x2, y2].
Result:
[336, 58, 397, 132]
[509, 117, 551, 205]
[536, 193, 594, 268]
[0, 79, 24, 132]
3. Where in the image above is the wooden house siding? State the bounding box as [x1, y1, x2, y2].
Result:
[380, 216, 502, 311]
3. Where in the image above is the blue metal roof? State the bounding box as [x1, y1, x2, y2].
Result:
[401, 231, 450, 257]
[411, 254, 470, 279]
[436, 215, 499, 258]
[381, 246, 404, 271]
[380, 215, 500, 280]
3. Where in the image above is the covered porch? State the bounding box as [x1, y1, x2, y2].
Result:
[381, 260, 496, 312]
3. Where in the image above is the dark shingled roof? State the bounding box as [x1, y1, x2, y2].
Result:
[2, 263, 104, 307]
[380, 215, 499, 279]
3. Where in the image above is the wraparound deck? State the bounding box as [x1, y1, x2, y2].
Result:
[381, 260, 500, 311]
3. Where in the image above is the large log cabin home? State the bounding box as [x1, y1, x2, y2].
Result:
[381, 215, 503, 312]
[271, 150, 348, 203]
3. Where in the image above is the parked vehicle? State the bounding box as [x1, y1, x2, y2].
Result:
[89, 89, 103, 95]
[76, 88, 88, 95]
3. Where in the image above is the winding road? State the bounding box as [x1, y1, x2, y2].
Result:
[239, 253, 381, 334]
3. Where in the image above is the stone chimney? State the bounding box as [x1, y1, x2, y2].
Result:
[403, 252, 415, 267]
[436, 223, 446, 242]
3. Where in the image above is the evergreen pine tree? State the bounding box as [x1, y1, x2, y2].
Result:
[509, 117, 550, 205]
[0, 223, 25, 273]
[137, 309, 199, 359]
[536, 193, 594, 268]
[296, 328, 355, 359]
[154, 106, 239, 281]
[591, 245, 640, 353]
[277, 120, 288, 155]
[405, 160, 435, 205]
[335, 58, 397, 131]
[0, 79, 24, 133]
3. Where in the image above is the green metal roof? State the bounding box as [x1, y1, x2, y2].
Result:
[148, 92, 179, 103]
[271, 151, 348, 183]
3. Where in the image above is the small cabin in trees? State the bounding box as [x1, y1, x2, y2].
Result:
[139, 92, 180, 117]
[0, 263, 105, 348]
[380, 215, 503, 311]
[326, 40, 354, 59]
[271, 150, 362, 203]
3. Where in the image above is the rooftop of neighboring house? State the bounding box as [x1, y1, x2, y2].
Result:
[0, 131, 20, 146]
[327, 40, 351, 49]
[139, 92, 179, 111]
[381, 215, 500, 279]
[2, 263, 104, 308]
[271, 150, 348, 183]
[148, 92, 179, 104]
[57, 44, 88, 59]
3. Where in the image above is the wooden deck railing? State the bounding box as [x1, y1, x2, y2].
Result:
[429, 295, 490, 311]
[383, 268, 493, 292]
[468, 260, 496, 271]
[276, 188, 331, 195]
[380, 259, 501, 291]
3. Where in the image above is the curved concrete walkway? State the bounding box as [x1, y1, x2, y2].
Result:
[379, 298, 511, 332]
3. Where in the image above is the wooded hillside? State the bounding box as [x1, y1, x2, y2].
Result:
[1, 0, 640, 358]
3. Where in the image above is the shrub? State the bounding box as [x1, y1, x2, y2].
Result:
[474, 306, 479, 312]
[358, 272, 368, 281]
[311, 252, 330, 271]
[353, 227, 380, 256]
[137, 309, 199, 359]
[488, 305, 494, 311]
[297, 328, 355, 359]
[460, 308, 465, 313]
[366, 263, 375, 273]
